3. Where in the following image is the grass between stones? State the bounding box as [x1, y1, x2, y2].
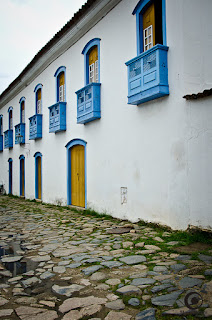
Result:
[1, 194, 212, 248]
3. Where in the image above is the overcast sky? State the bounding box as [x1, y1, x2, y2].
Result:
[0, 0, 87, 95]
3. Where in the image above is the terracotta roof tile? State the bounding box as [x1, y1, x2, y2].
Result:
[183, 88, 212, 100]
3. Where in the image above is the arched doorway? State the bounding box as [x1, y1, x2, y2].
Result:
[19, 155, 25, 197]
[8, 158, 12, 194]
[66, 139, 87, 208]
[34, 152, 42, 200]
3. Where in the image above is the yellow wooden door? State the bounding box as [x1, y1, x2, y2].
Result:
[143, 3, 155, 51]
[71, 145, 85, 207]
[38, 157, 41, 200]
[21, 159, 25, 196]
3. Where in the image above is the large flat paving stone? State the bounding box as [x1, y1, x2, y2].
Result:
[116, 285, 142, 295]
[179, 276, 203, 289]
[82, 265, 103, 276]
[59, 296, 107, 313]
[119, 255, 146, 265]
[105, 311, 132, 320]
[15, 306, 58, 320]
[1, 255, 23, 263]
[151, 290, 183, 307]
[0, 297, 9, 306]
[52, 284, 84, 297]
[135, 308, 156, 320]
[101, 261, 123, 268]
[131, 278, 156, 286]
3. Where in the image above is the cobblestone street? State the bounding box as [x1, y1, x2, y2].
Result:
[0, 195, 212, 319]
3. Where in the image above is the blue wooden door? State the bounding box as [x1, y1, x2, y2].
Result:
[9, 161, 12, 194]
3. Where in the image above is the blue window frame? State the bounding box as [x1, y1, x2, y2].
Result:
[15, 97, 26, 145]
[4, 107, 13, 149]
[8, 158, 13, 194]
[54, 66, 66, 102]
[19, 97, 25, 123]
[34, 152, 42, 200]
[34, 84, 43, 114]
[0, 115, 3, 152]
[8, 106, 13, 130]
[19, 155, 25, 197]
[0, 115, 3, 136]
[133, 0, 167, 55]
[82, 38, 101, 85]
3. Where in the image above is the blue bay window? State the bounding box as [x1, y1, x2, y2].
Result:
[29, 84, 43, 140]
[0, 115, 3, 151]
[126, 0, 169, 105]
[4, 107, 13, 149]
[76, 38, 101, 124]
[29, 114, 42, 140]
[48, 102, 66, 132]
[48, 67, 67, 133]
[15, 97, 26, 144]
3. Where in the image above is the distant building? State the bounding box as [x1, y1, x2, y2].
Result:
[0, 0, 211, 230]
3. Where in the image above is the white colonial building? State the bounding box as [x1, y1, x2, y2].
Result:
[0, 0, 211, 230]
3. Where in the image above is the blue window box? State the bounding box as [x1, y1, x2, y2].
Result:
[0, 135, 3, 151]
[4, 130, 13, 149]
[76, 83, 101, 124]
[125, 44, 169, 105]
[48, 102, 66, 133]
[29, 114, 42, 140]
[15, 123, 25, 144]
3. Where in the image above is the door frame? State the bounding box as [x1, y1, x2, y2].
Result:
[19, 155, 25, 197]
[34, 152, 42, 200]
[65, 139, 87, 207]
[8, 158, 12, 194]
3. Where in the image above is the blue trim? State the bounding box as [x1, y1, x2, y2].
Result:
[34, 83, 43, 93]
[8, 106, 13, 130]
[34, 152, 42, 200]
[8, 158, 13, 195]
[54, 66, 66, 102]
[0, 116, 3, 150]
[19, 155, 25, 197]
[133, 0, 167, 54]
[65, 139, 87, 208]
[82, 38, 101, 85]
[19, 97, 26, 123]
[0, 114, 3, 136]
[132, 0, 150, 15]
[34, 84, 43, 114]
[81, 38, 101, 54]
[162, 0, 167, 46]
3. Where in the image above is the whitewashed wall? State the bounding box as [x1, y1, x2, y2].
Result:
[0, 0, 211, 230]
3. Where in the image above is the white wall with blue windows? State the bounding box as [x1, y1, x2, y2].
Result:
[0, 0, 211, 230]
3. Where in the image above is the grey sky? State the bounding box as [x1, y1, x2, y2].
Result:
[0, 0, 87, 95]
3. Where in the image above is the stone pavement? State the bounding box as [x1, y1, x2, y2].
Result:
[0, 195, 212, 319]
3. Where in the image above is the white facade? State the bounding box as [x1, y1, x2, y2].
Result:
[0, 0, 212, 230]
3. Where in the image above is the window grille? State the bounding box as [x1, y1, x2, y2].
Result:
[143, 25, 153, 51]
[59, 85, 64, 102]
